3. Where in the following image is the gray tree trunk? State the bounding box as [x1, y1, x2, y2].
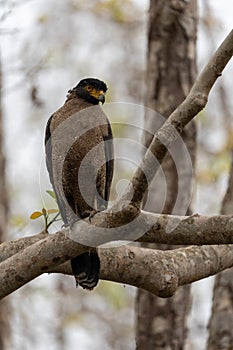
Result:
[0, 56, 10, 350]
[136, 1, 197, 349]
[207, 151, 233, 350]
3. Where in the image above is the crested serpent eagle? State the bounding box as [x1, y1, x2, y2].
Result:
[45, 78, 114, 290]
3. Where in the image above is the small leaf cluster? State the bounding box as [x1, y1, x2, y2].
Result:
[30, 190, 60, 231]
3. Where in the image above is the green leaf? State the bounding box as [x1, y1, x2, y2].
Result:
[30, 211, 43, 220]
[46, 190, 57, 200]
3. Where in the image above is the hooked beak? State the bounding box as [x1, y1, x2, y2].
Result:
[98, 91, 105, 104]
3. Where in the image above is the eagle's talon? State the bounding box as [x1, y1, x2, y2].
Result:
[88, 209, 99, 222]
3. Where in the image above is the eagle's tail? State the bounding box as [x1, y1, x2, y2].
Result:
[71, 252, 100, 290]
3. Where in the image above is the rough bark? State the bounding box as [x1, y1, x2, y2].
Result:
[2, 212, 233, 257]
[207, 151, 233, 350]
[1, 212, 233, 268]
[0, 55, 10, 350]
[136, 1, 197, 349]
[0, 228, 233, 300]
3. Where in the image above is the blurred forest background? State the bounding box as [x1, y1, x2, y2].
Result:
[0, 0, 233, 349]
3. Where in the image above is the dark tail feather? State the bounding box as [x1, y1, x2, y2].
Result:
[71, 252, 100, 290]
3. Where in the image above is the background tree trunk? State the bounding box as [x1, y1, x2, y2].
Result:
[0, 56, 10, 350]
[207, 151, 233, 350]
[203, 2, 233, 345]
[136, 1, 197, 349]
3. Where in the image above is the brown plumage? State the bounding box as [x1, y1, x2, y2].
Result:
[45, 78, 114, 290]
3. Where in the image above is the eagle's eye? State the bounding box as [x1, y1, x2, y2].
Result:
[86, 85, 93, 92]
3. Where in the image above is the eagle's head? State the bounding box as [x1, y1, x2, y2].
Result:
[69, 78, 108, 105]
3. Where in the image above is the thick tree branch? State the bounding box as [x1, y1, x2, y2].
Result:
[1, 229, 232, 299]
[1, 211, 233, 266]
[0, 231, 48, 262]
[139, 212, 233, 245]
[1, 210, 233, 299]
[0, 230, 87, 299]
[40, 245, 233, 298]
[124, 29, 233, 205]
